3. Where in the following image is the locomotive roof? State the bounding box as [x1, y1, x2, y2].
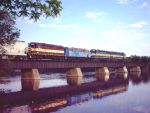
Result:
[90, 49, 125, 55]
[29, 42, 64, 47]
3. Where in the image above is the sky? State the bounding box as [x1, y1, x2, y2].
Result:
[16, 0, 150, 56]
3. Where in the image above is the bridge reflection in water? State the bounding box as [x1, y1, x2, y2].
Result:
[0, 76, 129, 113]
[1, 70, 150, 113]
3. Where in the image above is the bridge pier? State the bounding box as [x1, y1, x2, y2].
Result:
[130, 66, 141, 77]
[67, 68, 83, 85]
[21, 69, 40, 91]
[116, 66, 128, 79]
[95, 67, 109, 81]
[142, 63, 150, 73]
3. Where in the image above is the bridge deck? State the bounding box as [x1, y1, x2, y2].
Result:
[0, 59, 147, 69]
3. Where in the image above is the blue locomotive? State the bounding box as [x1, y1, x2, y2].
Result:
[64, 47, 91, 58]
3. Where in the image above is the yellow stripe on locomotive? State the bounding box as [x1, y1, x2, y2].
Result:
[30, 48, 64, 54]
[91, 53, 110, 57]
[91, 53, 126, 58]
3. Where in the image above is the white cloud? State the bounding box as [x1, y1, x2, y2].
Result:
[132, 106, 150, 113]
[85, 11, 109, 24]
[38, 23, 59, 28]
[140, 2, 149, 8]
[114, 21, 149, 29]
[38, 23, 78, 29]
[128, 21, 148, 29]
[38, 23, 95, 34]
[17, 17, 40, 24]
[85, 11, 107, 19]
[116, 0, 129, 4]
[99, 22, 150, 56]
[25, 20, 34, 24]
[116, 0, 137, 4]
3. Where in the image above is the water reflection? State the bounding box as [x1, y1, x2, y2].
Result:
[0, 77, 128, 113]
[1, 105, 32, 113]
[116, 72, 128, 80]
[93, 83, 128, 99]
[67, 93, 92, 105]
[0, 70, 150, 113]
[130, 71, 150, 85]
[30, 98, 67, 113]
[21, 79, 40, 91]
[130, 71, 141, 78]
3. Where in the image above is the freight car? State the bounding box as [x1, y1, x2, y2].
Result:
[0, 41, 27, 59]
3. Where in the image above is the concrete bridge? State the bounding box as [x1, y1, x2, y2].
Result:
[0, 59, 149, 91]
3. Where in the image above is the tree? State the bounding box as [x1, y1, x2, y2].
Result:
[0, 0, 62, 21]
[0, 10, 20, 46]
[0, 0, 62, 45]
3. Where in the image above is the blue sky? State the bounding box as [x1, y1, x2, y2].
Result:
[16, 0, 150, 56]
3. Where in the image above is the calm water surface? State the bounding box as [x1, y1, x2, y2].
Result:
[0, 72, 150, 113]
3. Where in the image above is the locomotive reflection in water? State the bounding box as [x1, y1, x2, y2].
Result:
[0, 77, 128, 113]
[1, 71, 150, 113]
[25, 79, 128, 113]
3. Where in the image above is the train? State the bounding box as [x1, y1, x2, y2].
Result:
[0, 41, 27, 59]
[0, 41, 126, 60]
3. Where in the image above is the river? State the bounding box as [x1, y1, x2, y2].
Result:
[0, 71, 150, 113]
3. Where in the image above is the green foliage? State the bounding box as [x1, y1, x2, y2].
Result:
[0, 0, 62, 48]
[0, 0, 63, 21]
[0, 10, 20, 46]
[130, 55, 150, 62]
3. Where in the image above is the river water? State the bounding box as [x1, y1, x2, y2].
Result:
[0, 71, 150, 113]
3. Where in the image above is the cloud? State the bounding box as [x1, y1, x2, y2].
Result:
[116, 0, 137, 4]
[140, 2, 149, 8]
[115, 21, 149, 29]
[85, 11, 109, 24]
[100, 21, 150, 56]
[38, 23, 78, 29]
[128, 21, 148, 29]
[17, 17, 40, 24]
[85, 11, 107, 19]
[38, 23, 95, 34]
[132, 106, 150, 113]
[25, 20, 34, 24]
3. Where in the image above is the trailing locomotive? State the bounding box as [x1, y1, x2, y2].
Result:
[0, 41, 126, 60]
[90, 49, 126, 58]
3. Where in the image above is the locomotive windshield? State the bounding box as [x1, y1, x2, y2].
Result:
[29, 43, 36, 48]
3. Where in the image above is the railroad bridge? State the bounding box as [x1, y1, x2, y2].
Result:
[0, 59, 149, 91]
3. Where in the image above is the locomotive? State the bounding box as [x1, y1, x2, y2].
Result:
[0, 41, 126, 60]
[27, 42, 126, 59]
